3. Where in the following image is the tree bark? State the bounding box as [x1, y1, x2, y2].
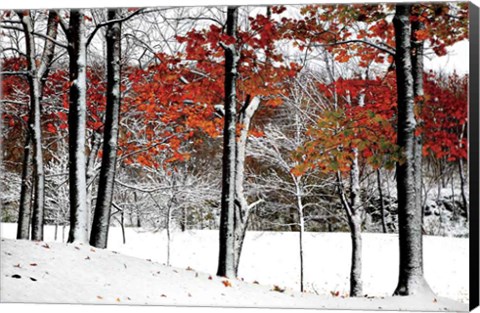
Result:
[393, 4, 433, 297]
[411, 12, 425, 226]
[17, 134, 33, 240]
[217, 6, 239, 278]
[67, 10, 89, 244]
[16, 11, 58, 241]
[457, 124, 468, 218]
[349, 216, 363, 297]
[348, 147, 363, 297]
[90, 9, 122, 249]
[377, 169, 388, 233]
[86, 130, 102, 233]
[233, 96, 260, 275]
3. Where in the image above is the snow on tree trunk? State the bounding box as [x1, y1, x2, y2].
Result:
[411, 14, 425, 225]
[67, 10, 89, 244]
[29, 75, 45, 241]
[348, 146, 363, 297]
[90, 9, 122, 249]
[17, 10, 59, 241]
[217, 6, 239, 279]
[393, 4, 434, 297]
[233, 96, 261, 275]
[86, 131, 102, 234]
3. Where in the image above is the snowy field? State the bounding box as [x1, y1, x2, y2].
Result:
[0, 223, 469, 311]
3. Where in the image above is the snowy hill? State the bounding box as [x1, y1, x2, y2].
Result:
[0, 224, 469, 312]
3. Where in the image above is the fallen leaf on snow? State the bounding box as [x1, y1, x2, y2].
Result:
[29, 277, 37, 281]
[97, 296, 103, 300]
[222, 280, 232, 287]
[11, 274, 21, 279]
[29, 263, 38, 266]
[272, 285, 285, 293]
[330, 290, 340, 297]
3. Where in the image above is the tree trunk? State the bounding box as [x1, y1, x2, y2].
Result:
[393, 4, 433, 297]
[457, 124, 468, 218]
[377, 169, 388, 233]
[233, 96, 261, 275]
[67, 9, 89, 244]
[348, 147, 363, 297]
[458, 158, 468, 218]
[17, 10, 59, 241]
[135, 192, 142, 227]
[217, 6, 239, 278]
[17, 134, 33, 240]
[86, 130, 102, 233]
[293, 177, 305, 293]
[90, 9, 122, 248]
[120, 210, 126, 244]
[411, 13, 425, 226]
[349, 217, 362, 297]
[166, 204, 172, 266]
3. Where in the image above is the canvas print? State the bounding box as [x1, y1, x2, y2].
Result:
[0, 1, 476, 311]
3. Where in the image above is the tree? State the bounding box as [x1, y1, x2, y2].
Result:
[217, 6, 239, 278]
[14, 10, 59, 240]
[291, 2, 467, 297]
[392, 4, 433, 296]
[66, 9, 89, 243]
[90, 9, 123, 249]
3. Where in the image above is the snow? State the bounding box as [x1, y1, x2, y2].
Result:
[0, 223, 469, 312]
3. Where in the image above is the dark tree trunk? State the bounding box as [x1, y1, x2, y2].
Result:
[67, 10, 89, 244]
[17, 134, 33, 240]
[457, 124, 468, 218]
[458, 158, 468, 218]
[90, 9, 122, 249]
[393, 4, 433, 297]
[86, 130, 102, 233]
[349, 217, 363, 297]
[377, 169, 388, 233]
[217, 6, 239, 278]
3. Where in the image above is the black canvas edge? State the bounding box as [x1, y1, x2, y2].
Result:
[470, 1, 480, 312]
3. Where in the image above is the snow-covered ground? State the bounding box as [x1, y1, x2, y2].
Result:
[0, 223, 469, 312]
